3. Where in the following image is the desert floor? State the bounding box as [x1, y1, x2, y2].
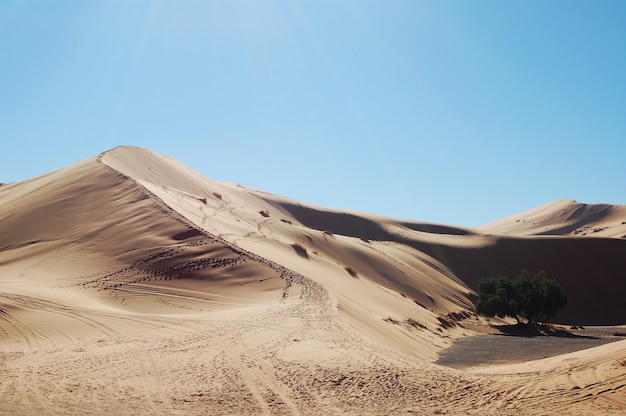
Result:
[1, 278, 625, 415]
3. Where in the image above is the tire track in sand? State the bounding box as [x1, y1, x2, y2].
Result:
[215, 336, 272, 415]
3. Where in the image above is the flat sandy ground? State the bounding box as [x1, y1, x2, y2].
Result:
[2, 283, 624, 416]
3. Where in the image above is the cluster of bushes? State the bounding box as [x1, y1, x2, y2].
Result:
[476, 270, 567, 326]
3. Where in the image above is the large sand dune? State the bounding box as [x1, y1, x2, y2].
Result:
[0, 146, 624, 415]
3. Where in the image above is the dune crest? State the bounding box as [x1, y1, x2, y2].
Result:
[0, 145, 624, 415]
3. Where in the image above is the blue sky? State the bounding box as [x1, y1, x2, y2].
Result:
[1, 1, 625, 227]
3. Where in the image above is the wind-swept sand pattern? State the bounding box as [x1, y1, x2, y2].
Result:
[0, 146, 624, 415]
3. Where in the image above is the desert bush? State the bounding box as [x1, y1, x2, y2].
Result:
[291, 243, 308, 259]
[475, 274, 517, 319]
[406, 318, 426, 330]
[476, 270, 567, 325]
[344, 266, 358, 278]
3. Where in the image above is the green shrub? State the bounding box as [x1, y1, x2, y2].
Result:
[476, 270, 567, 325]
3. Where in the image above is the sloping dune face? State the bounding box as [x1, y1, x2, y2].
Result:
[0, 154, 287, 318]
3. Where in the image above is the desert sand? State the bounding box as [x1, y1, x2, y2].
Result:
[0, 145, 624, 415]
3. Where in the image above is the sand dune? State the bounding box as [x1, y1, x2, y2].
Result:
[0, 145, 624, 415]
[478, 199, 626, 238]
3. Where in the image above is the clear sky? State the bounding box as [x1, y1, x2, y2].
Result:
[1, 1, 625, 227]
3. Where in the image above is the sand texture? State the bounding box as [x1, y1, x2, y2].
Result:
[0, 146, 624, 415]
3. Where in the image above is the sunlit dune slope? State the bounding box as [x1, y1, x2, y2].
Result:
[478, 199, 626, 238]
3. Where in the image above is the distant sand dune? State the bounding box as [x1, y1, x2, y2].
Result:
[0, 145, 623, 415]
[478, 199, 626, 238]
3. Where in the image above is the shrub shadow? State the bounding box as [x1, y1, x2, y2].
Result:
[494, 323, 600, 339]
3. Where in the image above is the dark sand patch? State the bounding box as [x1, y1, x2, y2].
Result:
[437, 334, 620, 369]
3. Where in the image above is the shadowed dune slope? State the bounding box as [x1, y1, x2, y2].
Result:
[401, 235, 626, 325]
